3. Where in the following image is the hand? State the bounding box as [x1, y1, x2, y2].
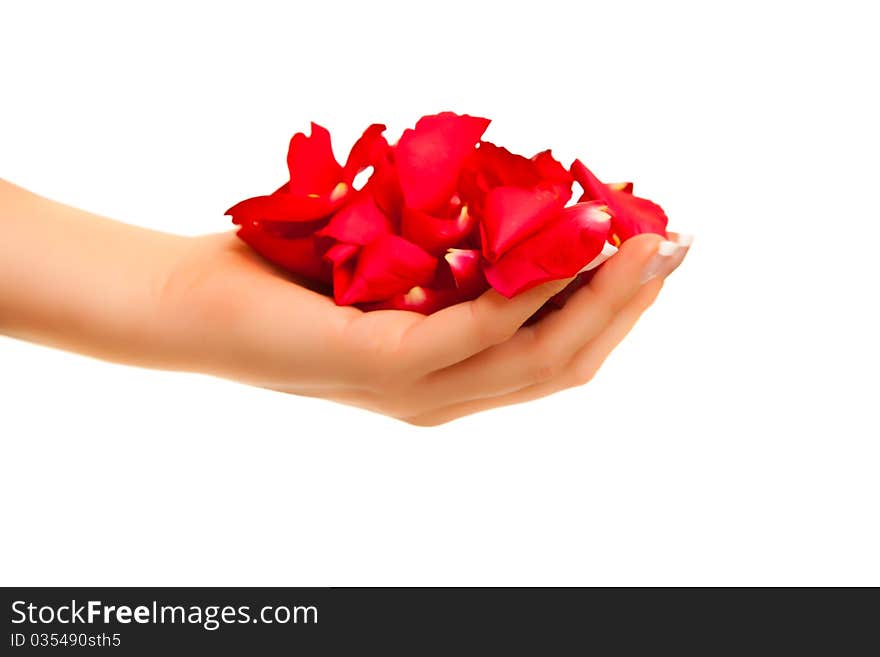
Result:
[1, 181, 689, 426]
[161, 231, 688, 425]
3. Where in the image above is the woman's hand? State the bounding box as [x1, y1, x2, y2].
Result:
[162, 230, 688, 425]
[1, 181, 689, 425]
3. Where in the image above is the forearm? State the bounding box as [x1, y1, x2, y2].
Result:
[0, 179, 190, 369]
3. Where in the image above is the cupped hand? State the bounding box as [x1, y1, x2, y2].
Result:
[161, 230, 689, 425]
[0, 180, 689, 423]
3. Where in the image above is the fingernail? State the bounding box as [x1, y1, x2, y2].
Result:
[640, 234, 693, 284]
[667, 233, 693, 272]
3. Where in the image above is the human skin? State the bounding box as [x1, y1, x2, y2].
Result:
[0, 180, 689, 425]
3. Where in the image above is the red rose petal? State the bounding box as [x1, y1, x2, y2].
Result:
[258, 217, 329, 239]
[228, 114, 671, 315]
[359, 285, 466, 315]
[444, 248, 489, 296]
[323, 243, 360, 301]
[531, 149, 573, 185]
[480, 186, 564, 261]
[225, 191, 337, 224]
[532, 149, 574, 201]
[484, 201, 612, 298]
[336, 234, 438, 305]
[396, 112, 490, 212]
[316, 193, 394, 245]
[236, 223, 329, 284]
[459, 144, 572, 222]
[469, 141, 541, 188]
[286, 122, 344, 197]
[364, 147, 404, 219]
[401, 204, 477, 255]
[571, 160, 667, 241]
[342, 123, 389, 182]
[323, 242, 359, 266]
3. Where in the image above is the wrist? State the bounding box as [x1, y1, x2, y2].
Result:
[151, 232, 255, 378]
[0, 181, 195, 369]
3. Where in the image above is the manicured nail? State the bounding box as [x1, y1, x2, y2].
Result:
[640, 235, 692, 284]
[667, 233, 693, 273]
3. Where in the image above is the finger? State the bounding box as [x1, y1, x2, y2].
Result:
[397, 275, 575, 376]
[304, 272, 664, 421]
[566, 237, 691, 383]
[407, 230, 693, 424]
[403, 275, 667, 426]
[564, 278, 665, 386]
[402, 233, 664, 409]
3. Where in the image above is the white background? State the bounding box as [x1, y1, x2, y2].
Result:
[1, 1, 877, 585]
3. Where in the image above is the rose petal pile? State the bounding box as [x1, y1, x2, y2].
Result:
[226, 112, 668, 314]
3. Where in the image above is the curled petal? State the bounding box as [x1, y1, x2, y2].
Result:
[343, 123, 389, 182]
[469, 141, 541, 188]
[336, 234, 437, 305]
[316, 193, 394, 245]
[367, 153, 404, 219]
[480, 186, 564, 261]
[287, 123, 344, 196]
[531, 150, 573, 185]
[396, 112, 490, 211]
[444, 248, 489, 296]
[236, 223, 329, 284]
[532, 149, 574, 201]
[323, 243, 360, 299]
[401, 204, 476, 255]
[323, 242, 359, 267]
[459, 143, 572, 216]
[226, 190, 338, 224]
[484, 201, 612, 298]
[571, 160, 667, 241]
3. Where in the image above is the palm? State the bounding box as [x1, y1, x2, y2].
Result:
[180, 232, 425, 386]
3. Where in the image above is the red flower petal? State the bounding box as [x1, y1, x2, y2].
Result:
[316, 193, 394, 245]
[236, 223, 329, 284]
[367, 150, 404, 219]
[531, 150, 573, 185]
[396, 112, 490, 212]
[468, 141, 541, 188]
[323, 243, 360, 301]
[258, 217, 328, 239]
[531, 149, 574, 201]
[459, 145, 573, 237]
[443, 248, 489, 297]
[287, 123, 344, 196]
[483, 201, 611, 298]
[323, 242, 360, 267]
[479, 186, 564, 261]
[571, 160, 667, 242]
[336, 234, 438, 305]
[359, 285, 466, 315]
[226, 190, 338, 224]
[342, 123, 389, 182]
[401, 204, 476, 255]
